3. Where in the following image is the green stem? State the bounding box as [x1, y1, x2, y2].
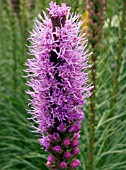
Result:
[88, 52, 96, 170]
[110, 0, 126, 115]
[87, 0, 106, 168]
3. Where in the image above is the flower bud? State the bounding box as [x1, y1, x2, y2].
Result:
[57, 123, 66, 132]
[63, 139, 71, 146]
[47, 155, 55, 162]
[60, 161, 67, 169]
[64, 151, 72, 158]
[72, 140, 79, 147]
[71, 159, 81, 168]
[53, 145, 62, 153]
[73, 147, 80, 155]
[46, 161, 51, 167]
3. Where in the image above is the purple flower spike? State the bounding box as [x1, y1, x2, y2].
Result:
[25, 1, 92, 169]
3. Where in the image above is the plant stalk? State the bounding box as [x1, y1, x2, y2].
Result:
[86, 0, 106, 169]
[110, 0, 126, 114]
[88, 52, 96, 170]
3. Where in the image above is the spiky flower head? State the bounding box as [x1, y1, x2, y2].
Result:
[25, 1, 92, 169]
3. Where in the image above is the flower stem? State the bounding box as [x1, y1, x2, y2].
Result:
[110, 0, 126, 115]
[88, 52, 96, 170]
[86, 0, 106, 169]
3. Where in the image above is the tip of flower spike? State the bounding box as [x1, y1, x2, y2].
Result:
[48, 1, 70, 18]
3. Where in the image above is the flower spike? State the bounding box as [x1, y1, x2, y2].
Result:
[25, 1, 92, 169]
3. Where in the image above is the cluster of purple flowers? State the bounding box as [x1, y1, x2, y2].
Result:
[25, 1, 92, 169]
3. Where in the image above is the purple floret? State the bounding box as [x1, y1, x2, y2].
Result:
[63, 139, 70, 146]
[73, 147, 80, 155]
[60, 161, 67, 169]
[53, 145, 62, 153]
[47, 155, 55, 162]
[64, 151, 72, 158]
[57, 123, 66, 132]
[71, 159, 81, 168]
[72, 139, 79, 147]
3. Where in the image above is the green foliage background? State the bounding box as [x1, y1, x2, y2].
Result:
[0, 0, 126, 170]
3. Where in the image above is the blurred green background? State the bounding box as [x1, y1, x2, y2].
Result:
[0, 0, 126, 170]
